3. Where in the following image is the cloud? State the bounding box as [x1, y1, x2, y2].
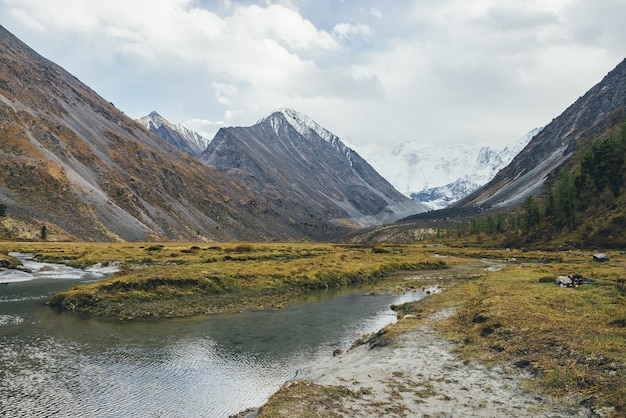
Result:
[477, 3, 559, 32]
[370, 7, 383, 19]
[183, 118, 225, 140]
[333, 23, 373, 40]
[0, 0, 624, 150]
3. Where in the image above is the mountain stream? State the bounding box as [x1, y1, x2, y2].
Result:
[0, 253, 427, 417]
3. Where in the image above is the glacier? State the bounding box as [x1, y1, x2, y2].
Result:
[355, 127, 542, 210]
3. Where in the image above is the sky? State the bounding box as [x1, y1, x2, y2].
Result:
[1, 0, 625, 151]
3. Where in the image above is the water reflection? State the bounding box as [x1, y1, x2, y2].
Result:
[0, 267, 426, 417]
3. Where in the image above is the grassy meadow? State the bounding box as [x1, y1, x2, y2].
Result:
[0, 241, 446, 318]
[379, 247, 626, 414]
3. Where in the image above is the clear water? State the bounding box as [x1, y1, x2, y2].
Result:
[0, 257, 426, 417]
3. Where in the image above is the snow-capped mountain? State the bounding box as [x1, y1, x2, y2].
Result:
[258, 108, 359, 166]
[357, 127, 542, 210]
[200, 108, 428, 233]
[261, 107, 336, 143]
[139, 111, 211, 157]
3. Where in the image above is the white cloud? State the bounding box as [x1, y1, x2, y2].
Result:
[183, 118, 225, 140]
[0, 0, 624, 150]
[370, 7, 383, 19]
[333, 23, 373, 40]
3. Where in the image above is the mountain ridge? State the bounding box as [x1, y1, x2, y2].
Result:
[199, 109, 428, 229]
[452, 58, 626, 210]
[138, 111, 211, 157]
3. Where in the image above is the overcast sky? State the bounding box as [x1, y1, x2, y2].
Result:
[1, 0, 625, 150]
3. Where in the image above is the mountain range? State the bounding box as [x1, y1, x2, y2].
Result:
[2, 22, 625, 244]
[141, 112, 542, 212]
[199, 108, 427, 228]
[142, 107, 428, 231]
[0, 25, 425, 242]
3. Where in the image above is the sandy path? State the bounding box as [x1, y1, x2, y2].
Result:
[292, 307, 593, 418]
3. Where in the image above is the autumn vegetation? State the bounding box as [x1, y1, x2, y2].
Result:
[0, 242, 445, 318]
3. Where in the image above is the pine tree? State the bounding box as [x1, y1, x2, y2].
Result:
[554, 170, 578, 231]
[522, 195, 540, 232]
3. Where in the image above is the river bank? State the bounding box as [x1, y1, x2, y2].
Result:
[2, 266, 430, 417]
[254, 307, 595, 418]
[242, 251, 625, 417]
[2, 243, 624, 415]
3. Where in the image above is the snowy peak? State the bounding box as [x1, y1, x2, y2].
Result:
[259, 108, 337, 144]
[138, 111, 211, 156]
[140, 111, 169, 130]
[201, 108, 428, 230]
[258, 108, 354, 164]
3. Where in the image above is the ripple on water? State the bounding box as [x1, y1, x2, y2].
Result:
[0, 314, 24, 326]
[1, 284, 429, 417]
[0, 337, 79, 417]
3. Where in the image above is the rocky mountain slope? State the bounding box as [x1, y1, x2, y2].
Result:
[0, 25, 363, 241]
[452, 58, 626, 211]
[199, 108, 428, 227]
[360, 128, 540, 210]
[138, 111, 210, 157]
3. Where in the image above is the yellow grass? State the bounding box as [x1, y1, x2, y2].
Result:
[391, 247, 626, 414]
[0, 242, 446, 318]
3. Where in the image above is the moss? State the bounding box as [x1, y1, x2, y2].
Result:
[0, 252, 20, 269]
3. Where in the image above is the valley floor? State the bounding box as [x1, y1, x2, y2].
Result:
[246, 252, 625, 418]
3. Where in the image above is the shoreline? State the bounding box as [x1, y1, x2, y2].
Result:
[243, 307, 596, 418]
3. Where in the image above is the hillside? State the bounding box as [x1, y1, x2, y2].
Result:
[0, 25, 353, 242]
[453, 58, 626, 211]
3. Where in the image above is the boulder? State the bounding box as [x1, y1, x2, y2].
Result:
[593, 253, 609, 262]
[556, 276, 572, 286]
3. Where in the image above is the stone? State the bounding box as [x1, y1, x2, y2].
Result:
[593, 253, 609, 262]
[556, 276, 572, 286]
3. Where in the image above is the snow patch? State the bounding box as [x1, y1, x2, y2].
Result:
[139, 111, 212, 154]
